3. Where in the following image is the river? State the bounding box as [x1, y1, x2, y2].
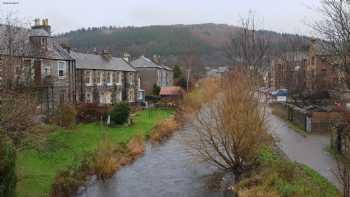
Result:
[78, 124, 234, 197]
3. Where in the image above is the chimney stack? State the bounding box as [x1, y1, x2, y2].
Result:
[34, 18, 40, 26]
[153, 54, 161, 64]
[31, 18, 51, 35]
[123, 52, 131, 63]
[101, 49, 112, 60]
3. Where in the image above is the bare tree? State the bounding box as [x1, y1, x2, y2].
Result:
[0, 13, 37, 144]
[314, 0, 350, 91]
[314, 2, 350, 196]
[0, 12, 31, 89]
[188, 70, 271, 181]
[224, 13, 270, 74]
[181, 49, 200, 91]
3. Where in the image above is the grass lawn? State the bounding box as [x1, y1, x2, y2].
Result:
[16, 109, 173, 197]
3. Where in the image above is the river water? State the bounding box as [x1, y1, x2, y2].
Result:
[78, 125, 234, 197]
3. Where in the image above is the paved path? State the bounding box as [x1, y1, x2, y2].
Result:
[267, 108, 341, 190]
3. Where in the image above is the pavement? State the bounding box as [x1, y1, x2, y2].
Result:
[267, 107, 341, 190]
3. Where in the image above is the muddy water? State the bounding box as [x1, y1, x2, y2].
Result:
[78, 125, 234, 197]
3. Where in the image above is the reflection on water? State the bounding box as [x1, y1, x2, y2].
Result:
[78, 125, 233, 197]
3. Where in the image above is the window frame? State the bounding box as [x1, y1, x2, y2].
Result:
[57, 61, 66, 79]
[116, 71, 122, 86]
[107, 72, 113, 86]
[85, 71, 93, 86]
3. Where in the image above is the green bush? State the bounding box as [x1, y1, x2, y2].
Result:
[110, 103, 130, 125]
[0, 130, 16, 197]
[153, 84, 161, 96]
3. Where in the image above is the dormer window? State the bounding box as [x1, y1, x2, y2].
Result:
[58, 62, 66, 79]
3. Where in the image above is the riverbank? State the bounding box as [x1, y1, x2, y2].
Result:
[15, 109, 173, 197]
[78, 124, 223, 197]
[233, 146, 340, 196]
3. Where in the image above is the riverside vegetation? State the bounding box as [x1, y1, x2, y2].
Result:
[183, 73, 340, 196]
[15, 109, 173, 197]
[234, 146, 340, 196]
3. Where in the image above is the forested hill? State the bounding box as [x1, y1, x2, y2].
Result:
[60, 23, 310, 71]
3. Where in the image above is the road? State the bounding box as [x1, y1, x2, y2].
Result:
[267, 108, 341, 190]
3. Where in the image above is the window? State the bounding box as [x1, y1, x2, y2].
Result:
[157, 70, 161, 85]
[138, 77, 141, 90]
[100, 72, 103, 85]
[41, 38, 47, 50]
[85, 71, 93, 86]
[58, 62, 66, 79]
[116, 72, 122, 85]
[96, 71, 103, 85]
[107, 72, 113, 86]
[128, 72, 134, 85]
[43, 65, 50, 77]
[86, 92, 92, 103]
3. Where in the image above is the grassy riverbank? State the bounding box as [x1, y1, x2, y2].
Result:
[16, 109, 173, 197]
[234, 147, 340, 196]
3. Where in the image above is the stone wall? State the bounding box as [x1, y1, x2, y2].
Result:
[76, 69, 137, 104]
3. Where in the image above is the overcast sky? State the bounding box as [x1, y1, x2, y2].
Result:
[0, 0, 322, 35]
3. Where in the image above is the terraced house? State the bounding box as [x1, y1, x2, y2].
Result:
[0, 19, 76, 114]
[72, 51, 138, 104]
[130, 56, 173, 95]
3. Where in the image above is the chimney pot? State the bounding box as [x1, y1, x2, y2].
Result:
[34, 18, 40, 26]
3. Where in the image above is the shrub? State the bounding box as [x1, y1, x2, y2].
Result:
[153, 84, 161, 95]
[94, 138, 119, 181]
[77, 104, 110, 123]
[127, 134, 145, 156]
[0, 91, 37, 144]
[110, 102, 130, 125]
[0, 130, 16, 197]
[51, 104, 77, 129]
[51, 154, 94, 197]
[149, 116, 178, 143]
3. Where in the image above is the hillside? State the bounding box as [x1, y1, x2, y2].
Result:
[60, 23, 310, 72]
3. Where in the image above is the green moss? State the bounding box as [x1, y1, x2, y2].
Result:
[16, 109, 173, 197]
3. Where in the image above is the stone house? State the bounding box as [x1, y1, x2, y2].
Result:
[130, 56, 173, 95]
[270, 52, 307, 92]
[0, 19, 76, 114]
[72, 51, 138, 104]
[306, 39, 338, 92]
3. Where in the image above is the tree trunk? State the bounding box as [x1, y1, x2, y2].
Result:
[344, 167, 350, 197]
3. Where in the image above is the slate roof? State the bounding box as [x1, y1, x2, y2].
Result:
[30, 28, 49, 37]
[0, 25, 74, 61]
[130, 56, 163, 69]
[162, 65, 173, 71]
[71, 51, 136, 72]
